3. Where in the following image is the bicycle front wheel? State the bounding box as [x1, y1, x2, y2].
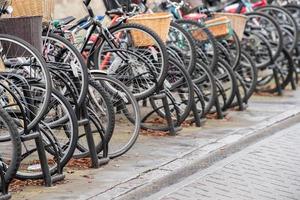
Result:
[93, 23, 169, 100]
[91, 72, 141, 159]
[0, 34, 52, 131]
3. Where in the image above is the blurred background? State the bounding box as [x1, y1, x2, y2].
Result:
[54, 0, 106, 18]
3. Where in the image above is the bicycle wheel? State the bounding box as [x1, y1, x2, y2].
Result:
[243, 12, 283, 68]
[0, 77, 29, 135]
[91, 72, 141, 159]
[93, 23, 168, 100]
[283, 4, 300, 76]
[167, 21, 197, 74]
[186, 83, 206, 121]
[42, 32, 89, 107]
[256, 48, 295, 93]
[141, 58, 194, 131]
[0, 34, 52, 131]
[256, 5, 298, 53]
[283, 4, 300, 30]
[192, 60, 217, 114]
[214, 58, 238, 110]
[0, 106, 21, 184]
[231, 51, 258, 106]
[269, 0, 300, 5]
[217, 30, 242, 71]
[175, 19, 219, 71]
[16, 88, 78, 179]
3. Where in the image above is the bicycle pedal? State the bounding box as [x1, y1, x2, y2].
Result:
[0, 193, 11, 200]
[51, 174, 65, 184]
[98, 158, 110, 166]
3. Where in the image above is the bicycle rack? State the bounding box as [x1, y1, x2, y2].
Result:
[235, 76, 246, 111]
[52, 72, 110, 169]
[215, 82, 225, 119]
[192, 86, 207, 127]
[149, 93, 182, 136]
[191, 100, 203, 127]
[262, 36, 283, 96]
[0, 162, 12, 200]
[77, 100, 110, 169]
[20, 132, 65, 187]
[2, 75, 66, 187]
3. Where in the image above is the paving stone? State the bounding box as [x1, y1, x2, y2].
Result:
[157, 124, 300, 200]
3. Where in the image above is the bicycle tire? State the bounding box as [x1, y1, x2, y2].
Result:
[93, 23, 169, 100]
[42, 32, 89, 107]
[0, 34, 52, 131]
[0, 106, 21, 184]
[256, 5, 298, 53]
[168, 21, 197, 74]
[16, 88, 78, 179]
[175, 19, 219, 71]
[91, 72, 141, 159]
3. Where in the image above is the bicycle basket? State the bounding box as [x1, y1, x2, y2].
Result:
[213, 13, 247, 40]
[127, 12, 172, 46]
[193, 16, 232, 40]
[11, 0, 54, 22]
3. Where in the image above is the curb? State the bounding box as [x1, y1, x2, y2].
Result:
[88, 108, 300, 200]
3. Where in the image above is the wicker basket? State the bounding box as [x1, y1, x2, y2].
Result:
[213, 13, 247, 40]
[11, 0, 54, 22]
[127, 12, 172, 46]
[192, 17, 232, 41]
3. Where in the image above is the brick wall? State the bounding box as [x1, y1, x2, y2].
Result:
[54, 0, 105, 19]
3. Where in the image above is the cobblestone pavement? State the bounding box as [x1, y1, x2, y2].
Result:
[148, 123, 300, 200]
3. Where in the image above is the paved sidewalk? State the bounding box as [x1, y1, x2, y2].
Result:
[147, 123, 300, 200]
[13, 90, 300, 200]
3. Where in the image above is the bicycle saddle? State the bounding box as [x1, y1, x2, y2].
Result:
[56, 16, 76, 26]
